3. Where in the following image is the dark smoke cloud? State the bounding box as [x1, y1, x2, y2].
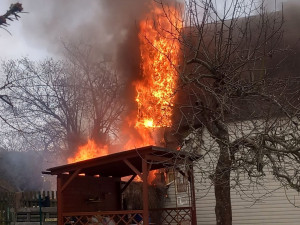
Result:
[20, 0, 151, 58]
[19, 0, 181, 69]
[19, 0, 155, 110]
[0, 150, 54, 191]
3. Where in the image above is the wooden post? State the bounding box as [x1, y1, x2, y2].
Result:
[142, 159, 149, 225]
[39, 193, 42, 225]
[189, 165, 197, 225]
[57, 175, 63, 225]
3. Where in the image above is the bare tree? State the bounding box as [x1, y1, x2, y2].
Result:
[62, 42, 126, 145]
[149, 0, 300, 224]
[1, 44, 125, 156]
[1, 58, 84, 154]
[0, 2, 24, 118]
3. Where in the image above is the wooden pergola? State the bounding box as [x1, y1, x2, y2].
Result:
[44, 146, 199, 225]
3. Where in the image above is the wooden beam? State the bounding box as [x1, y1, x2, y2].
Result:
[61, 169, 81, 192]
[120, 175, 136, 193]
[145, 155, 171, 163]
[145, 154, 187, 166]
[189, 165, 197, 225]
[57, 175, 63, 225]
[142, 158, 149, 225]
[123, 159, 143, 180]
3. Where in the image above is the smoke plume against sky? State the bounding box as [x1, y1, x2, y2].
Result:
[0, 0, 156, 60]
[0, 0, 296, 60]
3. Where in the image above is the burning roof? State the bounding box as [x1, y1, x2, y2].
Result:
[45, 146, 200, 178]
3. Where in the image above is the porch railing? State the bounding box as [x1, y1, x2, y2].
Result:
[150, 207, 192, 225]
[63, 210, 143, 225]
[62, 207, 192, 225]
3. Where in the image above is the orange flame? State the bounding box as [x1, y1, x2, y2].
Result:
[125, 4, 182, 181]
[67, 4, 182, 170]
[124, 4, 182, 151]
[135, 5, 182, 129]
[67, 139, 108, 164]
[133, 170, 157, 183]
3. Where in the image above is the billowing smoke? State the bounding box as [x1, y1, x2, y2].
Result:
[264, 0, 287, 11]
[19, 0, 171, 116]
[20, 0, 150, 61]
[0, 150, 54, 191]
[16, 0, 149, 115]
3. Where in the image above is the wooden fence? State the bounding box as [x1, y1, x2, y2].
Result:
[0, 191, 57, 225]
[16, 191, 57, 208]
[12, 207, 57, 225]
[0, 192, 14, 225]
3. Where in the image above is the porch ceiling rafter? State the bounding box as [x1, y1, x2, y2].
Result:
[61, 169, 81, 192]
[123, 159, 143, 180]
[120, 174, 136, 193]
[145, 154, 188, 166]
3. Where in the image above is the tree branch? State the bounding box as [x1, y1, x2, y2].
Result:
[0, 3, 23, 30]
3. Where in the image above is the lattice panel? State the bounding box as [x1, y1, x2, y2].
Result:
[63, 208, 191, 225]
[63, 213, 143, 225]
[159, 208, 191, 224]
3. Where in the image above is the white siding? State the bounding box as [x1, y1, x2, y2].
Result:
[193, 166, 300, 225]
[166, 166, 300, 225]
[171, 120, 300, 224]
[165, 172, 192, 209]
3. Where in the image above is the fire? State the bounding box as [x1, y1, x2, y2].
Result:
[123, 125, 155, 150]
[135, 5, 182, 129]
[134, 170, 157, 183]
[125, 4, 182, 181]
[124, 3, 182, 150]
[67, 139, 108, 164]
[67, 3, 182, 170]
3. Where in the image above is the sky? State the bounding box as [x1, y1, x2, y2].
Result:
[0, 3, 46, 60]
[0, 0, 291, 61]
[0, 0, 100, 60]
[0, 0, 153, 62]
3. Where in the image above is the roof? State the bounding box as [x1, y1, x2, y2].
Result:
[45, 145, 200, 177]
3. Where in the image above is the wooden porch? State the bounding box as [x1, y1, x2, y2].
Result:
[44, 146, 199, 225]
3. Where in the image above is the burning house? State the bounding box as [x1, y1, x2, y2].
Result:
[43, 2, 197, 225]
[41, 0, 300, 225]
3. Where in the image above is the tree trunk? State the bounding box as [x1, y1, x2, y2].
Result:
[67, 132, 84, 155]
[91, 118, 109, 145]
[215, 142, 232, 225]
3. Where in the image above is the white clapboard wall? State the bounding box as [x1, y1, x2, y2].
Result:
[166, 120, 300, 224]
[192, 166, 300, 225]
